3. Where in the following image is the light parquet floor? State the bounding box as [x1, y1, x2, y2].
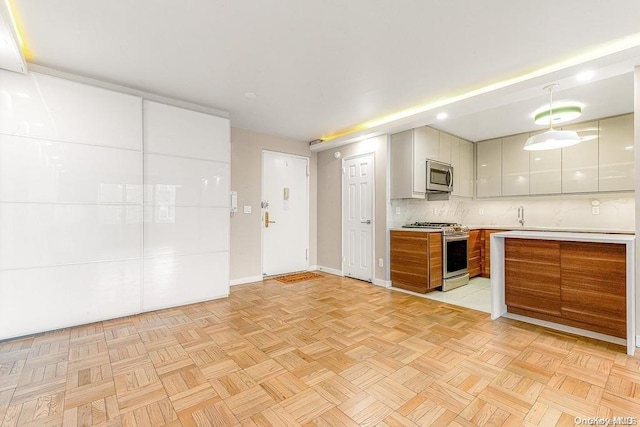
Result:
[1, 274, 640, 426]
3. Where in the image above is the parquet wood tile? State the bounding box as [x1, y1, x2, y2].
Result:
[3, 274, 640, 426]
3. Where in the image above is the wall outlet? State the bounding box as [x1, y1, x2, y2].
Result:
[394, 207, 400, 215]
[243, 205, 252, 214]
[378, 258, 383, 267]
[479, 208, 485, 215]
[433, 208, 438, 215]
[592, 206, 600, 215]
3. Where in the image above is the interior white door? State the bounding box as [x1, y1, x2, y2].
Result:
[343, 154, 374, 281]
[262, 151, 309, 276]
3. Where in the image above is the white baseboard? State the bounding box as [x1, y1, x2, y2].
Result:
[230, 275, 263, 286]
[316, 266, 343, 276]
[308, 265, 319, 271]
[372, 278, 391, 287]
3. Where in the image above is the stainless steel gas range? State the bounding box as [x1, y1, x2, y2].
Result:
[401, 222, 470, 291]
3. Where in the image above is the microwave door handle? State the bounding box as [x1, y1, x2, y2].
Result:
[446, 169, 453, 188]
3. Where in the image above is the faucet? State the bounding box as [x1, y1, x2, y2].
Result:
[517, 206, 525, 226]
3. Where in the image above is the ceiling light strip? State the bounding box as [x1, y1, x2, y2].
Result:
[318, 31, 640, 143]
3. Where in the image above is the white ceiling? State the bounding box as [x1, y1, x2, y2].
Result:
[12, 0, 640, 143]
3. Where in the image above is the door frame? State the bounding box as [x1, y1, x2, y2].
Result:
[261, 150, 310, 276]
[341, 152, 375, 281]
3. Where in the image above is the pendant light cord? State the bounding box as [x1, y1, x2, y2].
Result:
[548, 85, 554, 131]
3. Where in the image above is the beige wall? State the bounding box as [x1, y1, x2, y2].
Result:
[230, 128, 317, 282]
[317, 135, 388, 282]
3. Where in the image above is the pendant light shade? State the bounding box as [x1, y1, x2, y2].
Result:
[524, 84, 582, 151]
[524, 129, 580, 151]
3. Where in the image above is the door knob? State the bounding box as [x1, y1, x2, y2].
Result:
[361, 220, 371, 224]
[265, 212, 276, 228]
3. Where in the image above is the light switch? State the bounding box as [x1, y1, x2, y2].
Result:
[243, 205, 252, 214]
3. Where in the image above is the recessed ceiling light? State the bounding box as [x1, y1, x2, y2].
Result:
[15, 91, 29, 98]
[244, 92, 257, 99]
[436, 112, 448, 120]
[625, 145, 634, 151]
[576, 70, 594, 82]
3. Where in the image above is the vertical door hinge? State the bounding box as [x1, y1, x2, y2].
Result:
[306, 165, 310, 176]
[305, 249, 309, 260]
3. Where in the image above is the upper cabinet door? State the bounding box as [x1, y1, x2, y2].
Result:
[143, 101, 230, 162]
[390, 129, 418, 199]
[0, 71, 142, 150]
[438, 132, 454, 164]
[501, 134, 529, 196]
[476, 138, 502, 197]
[561, 121, 599, 193]
[458, 140, 474, 197]
[449, 135, 460, 195]
[529, 131, 561, 195]
[599, 114, 634, 192]
[413, 126, 439, 194]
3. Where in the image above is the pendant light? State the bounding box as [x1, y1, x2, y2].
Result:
[524, 84, 581, 151]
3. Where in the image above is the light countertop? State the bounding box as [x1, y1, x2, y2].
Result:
[469, 225, 634, 234]
[490, 229, 635, 243]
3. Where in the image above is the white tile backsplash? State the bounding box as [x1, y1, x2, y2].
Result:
[390, 194, 635, 232]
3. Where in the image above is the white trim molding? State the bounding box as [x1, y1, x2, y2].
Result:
[316, 266, 343, 277]
[372, 278, 391, 287]
[230, 276, 264, 287]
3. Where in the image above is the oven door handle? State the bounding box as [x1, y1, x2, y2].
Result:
[444, 235, 469, 242]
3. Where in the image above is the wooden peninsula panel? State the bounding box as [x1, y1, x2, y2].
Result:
[560, 241, 626, 338]
[390, 230, 442, 293]
[505, 239, 561, 316]
[504, 237, 627, 339]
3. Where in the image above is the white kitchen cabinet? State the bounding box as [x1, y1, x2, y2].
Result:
[530, 153, 562, 195]
[438, 132, 455, 164]
[415, 126, 440, 163]
[529, 131, 561, 195]
[599, 114, 634, 191]
[390, 129, 421, 199]
[449, 137, 473, 197]
[501, 134, 529, 196]
[458, 140, 474, 197]
[561, 121, 599, 193]
[476, 138, 502, 197]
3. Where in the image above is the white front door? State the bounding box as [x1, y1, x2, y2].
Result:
[262, 151, 309, 276]
[343, 153, 374, 281]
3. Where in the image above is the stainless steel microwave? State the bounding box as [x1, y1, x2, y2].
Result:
[426, 160, 453, 192]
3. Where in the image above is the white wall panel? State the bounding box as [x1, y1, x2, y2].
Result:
[0, 260, 141, 340]
[0, 72, 142, 150]
[144, 154, 230, 207]
[143, 100, 230, 162]
[0, 135, 142, 203]
[0, 204, 141, 269]
[142, 252, 229, 311]
[143, 207, 229, 256]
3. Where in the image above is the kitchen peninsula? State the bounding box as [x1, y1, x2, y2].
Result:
[490, 230, 636, 355]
